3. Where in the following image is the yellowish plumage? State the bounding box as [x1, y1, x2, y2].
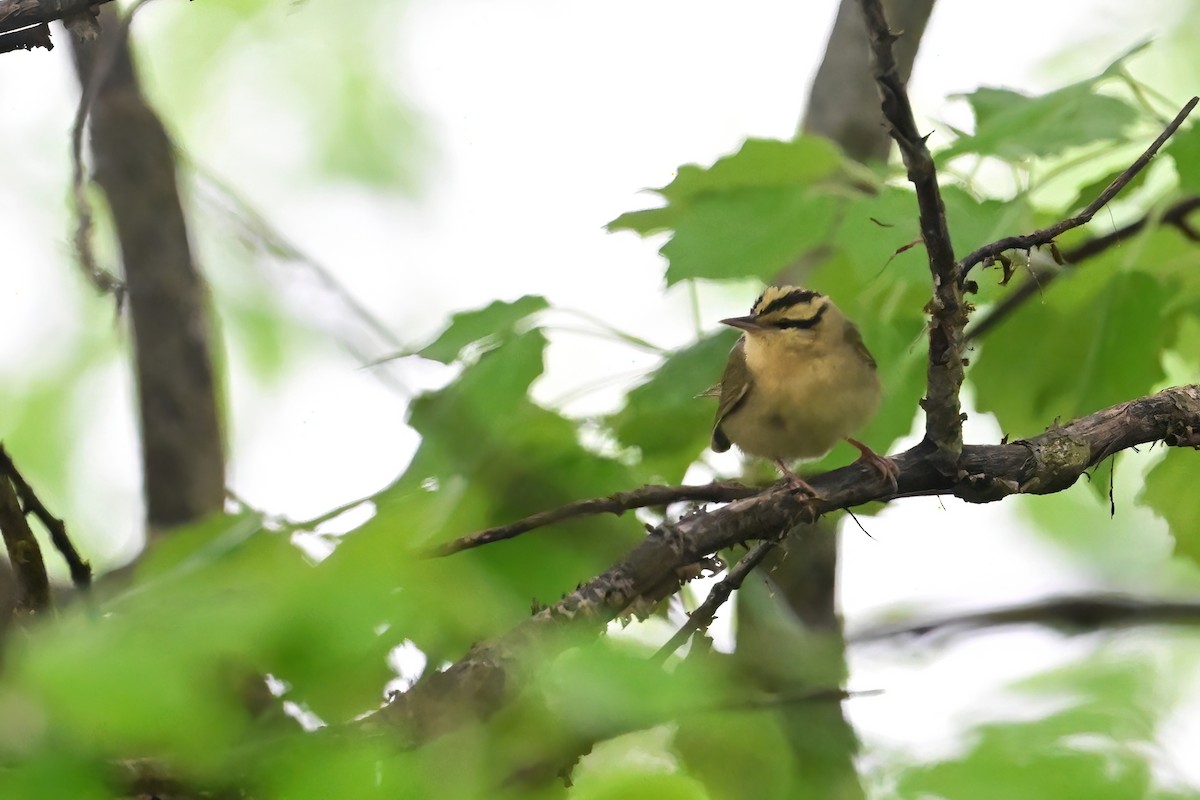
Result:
[709, 286, 894, 487]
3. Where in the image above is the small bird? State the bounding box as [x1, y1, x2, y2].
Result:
[707, 286, 898, 494]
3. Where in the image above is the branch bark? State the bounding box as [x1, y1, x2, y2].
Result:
[858, 0, 964, 467]
[378, 384, 1200, 743]
[70, 6, 225, 534]
[803, 0, 936, 163]
[0, 0, 111, 36]
[434, 481, 758, 556]
[0, 474, 51, 616]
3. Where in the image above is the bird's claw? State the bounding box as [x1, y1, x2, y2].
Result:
[846, 438, 899, 492]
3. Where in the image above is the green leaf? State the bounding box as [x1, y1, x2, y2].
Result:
[660, 188, 838, 284]
[608, 138, 848, 285]
[942, 84, 1139, 161]
[359, 330, 642, 658]
[1139, 449, 1200, 565]
[1166, 124, 1200, 194]
[656, 138, 844, 203]
[972, 269, 1170, 440]
[418, 295, 549, 364]
[607, 330, 740, 482]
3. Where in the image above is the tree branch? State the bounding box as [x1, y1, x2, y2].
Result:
[434, 481, 759, 556]
[957, 97, 1199, 283]
[0, 475, 51, 616]
[859, 0, 965, 466]
[966, 195, 1200, 341]
[0, 444, 90, 589]
[651, 540, 778, 665]
[70, 5, 225, 533]
[0, 19, 48, 52]
[851, 594, 1200, 642]
[0, 0, 111, 36]
[376, 384, 1200, 744]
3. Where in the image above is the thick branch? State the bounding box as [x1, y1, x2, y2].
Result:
[71, 7, 225, 533]
[803, 0, 936, 163]
[851, 594, 1200, 642]
[859, 0, 964, 465]
[435, 481, 758, 556]
[967, 195, 1200, 341]
[377, 384, 1200, 743]
[0, 0, 110, 36]
[0, 19, 48, 51]
[957, 98, 1198, 282]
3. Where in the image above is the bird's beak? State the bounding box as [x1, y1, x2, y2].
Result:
[720, 315, 763, 332]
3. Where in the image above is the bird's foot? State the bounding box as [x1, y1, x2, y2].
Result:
[846, 438, 899, 491]
[774, 459, 821, 498]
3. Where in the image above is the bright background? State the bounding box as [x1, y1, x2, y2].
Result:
[1, 0, 1198, 789]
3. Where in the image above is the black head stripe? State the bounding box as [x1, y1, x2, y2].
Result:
[757, 288, 822, 317]
[771, 302, 828, 330]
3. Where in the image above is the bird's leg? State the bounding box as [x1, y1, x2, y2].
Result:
[774, 459, 820, 497]
[846, 438, 899, 491]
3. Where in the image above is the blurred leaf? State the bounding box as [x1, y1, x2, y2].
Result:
[1139, 449, 1200, 565]
[972, 269, 1170, 439]
[1166, 124, 1200, 195]
[942, 84, 1139, 161]
[674, 709, 796, 800]
[607, 330, 740, 482]
[572, 771, 709, 800]
[0, 755, 109, 800]
[360, 329, 641, 659]
[419, 295, 549, 364]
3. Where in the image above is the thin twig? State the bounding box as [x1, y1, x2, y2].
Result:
[967, 195, 1200, 341]
[69, 0, 157, 298]
[0, 475, 51, 614]
[851, 594, 1200, 643]
[957, 97, 1199, 283]
[0, 445, 91, 589]
[433, 481, 760, 556]
[650, 540, 778, 664]
[859, 0, 965, 464]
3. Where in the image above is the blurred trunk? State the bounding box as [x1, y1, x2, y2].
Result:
[68, 8, 224, 538]
[733, 1, 936, 797]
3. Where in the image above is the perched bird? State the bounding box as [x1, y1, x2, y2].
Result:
[707, 286, 898, 494]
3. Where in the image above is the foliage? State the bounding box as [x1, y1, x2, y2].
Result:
[2, 7, 1200, 800]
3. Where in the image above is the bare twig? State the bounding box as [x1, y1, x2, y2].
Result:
[0, 476, 51, 615]
[859, 0, 965, 465]
[377, 384, 1200, 743]
[434, 481, 759, 556]
[967, 195, 1200, 341]
[0, 445, 90, 589]
[957, 97, 1199, 283]
[851, 594, 1200, 643]
[651, 540, 778, 665]
[69, 0, 156, 298]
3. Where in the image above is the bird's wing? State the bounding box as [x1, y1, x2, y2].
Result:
[710, 338, 751, 452]
[843, 321, 877, 370]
